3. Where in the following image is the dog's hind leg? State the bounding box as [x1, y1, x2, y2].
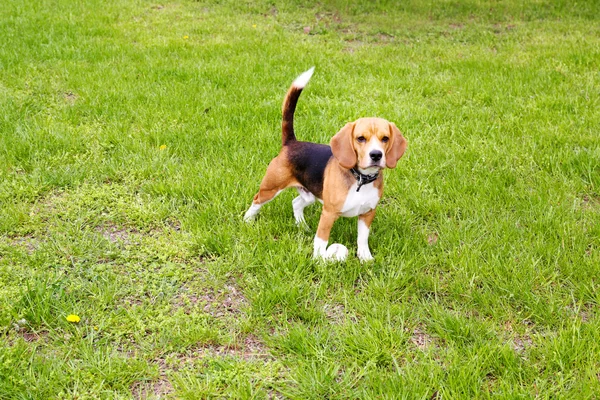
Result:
[244, 156, 293, 222]
[244, 192, 282, 222]
[292, 188, 315, 227]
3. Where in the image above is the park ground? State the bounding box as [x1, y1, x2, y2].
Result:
[1, 0, 599, 398]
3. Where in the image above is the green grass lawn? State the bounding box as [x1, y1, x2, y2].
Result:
[1, 0, 599, 398]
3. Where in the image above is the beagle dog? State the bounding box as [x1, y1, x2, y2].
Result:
[244, 67, 407, 261]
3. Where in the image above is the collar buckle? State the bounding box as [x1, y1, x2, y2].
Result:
[350, 168, 379, 192]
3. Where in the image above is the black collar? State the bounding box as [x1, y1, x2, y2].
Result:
[350, 168, 379, 192]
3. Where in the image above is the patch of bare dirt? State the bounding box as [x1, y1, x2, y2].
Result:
[268, 389, 285, 399]
[585, 245, 594, 257]
[512, 335, 533, 353]
[410, 327, 435, 350]
[323, 303, 345, 324]
[503, 320, 535, 354]
[565, 304, 593, 323]
[427, 232, 439, 245]
[376, 32, 394, 42]
[9, 235, 39, 255]
[323, 303, 358, 324]
[122, 296, 144, 307]
[64, 91, 78, 105]
[21, 331, 45, 342]
[96, 223, 136, 244]
[265, 5, 278, 17]
[131, 334, 270, 397]
[580, 309, 591, 322]
[131, 371, 173, 400]
[9, 320, 49, 344]
[582, 194, 600, 211]
[492, 23, 517, 35]
[151, 334, 270, 373]
[174, 282, 248, 317]
[195, 334, 270, 361]
[166, 219, 181, 231]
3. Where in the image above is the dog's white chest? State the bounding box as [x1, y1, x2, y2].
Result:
[340, 183, 380, 217]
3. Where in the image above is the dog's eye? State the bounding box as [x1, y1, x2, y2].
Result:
[357, 136, 366, 143]
[381, 136, 389, 143]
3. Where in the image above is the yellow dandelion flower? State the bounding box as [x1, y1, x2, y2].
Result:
[159, 144, 167, 150]
[66, 314, 80, 323]
[183, 35, 189, 39]
[252, 24, 257, 28]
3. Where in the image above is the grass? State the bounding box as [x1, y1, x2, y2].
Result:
[1, 0, 599, 397]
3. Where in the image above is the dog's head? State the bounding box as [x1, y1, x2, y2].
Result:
[330, 118, 407, 172]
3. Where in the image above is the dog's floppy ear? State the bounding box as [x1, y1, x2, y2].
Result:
[330, 122, 356, 169]
[386, 122, 407, 169]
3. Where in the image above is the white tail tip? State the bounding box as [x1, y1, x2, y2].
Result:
[292, 66, 315, 89]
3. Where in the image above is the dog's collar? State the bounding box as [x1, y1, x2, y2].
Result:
[350, 168, 379, 192]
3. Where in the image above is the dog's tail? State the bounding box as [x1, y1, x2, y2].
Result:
[281, 67, 315, 146]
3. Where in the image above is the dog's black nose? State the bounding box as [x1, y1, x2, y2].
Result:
[370, 150, 383, 162]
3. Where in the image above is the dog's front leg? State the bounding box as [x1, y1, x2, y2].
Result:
[313, 209, 340, 259]
[357, 209, 376, 262]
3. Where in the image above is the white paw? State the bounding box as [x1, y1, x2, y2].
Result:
[325, 243, 348, 262]
[244, 204, 261, 222]
[357, 247, 373, 262]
